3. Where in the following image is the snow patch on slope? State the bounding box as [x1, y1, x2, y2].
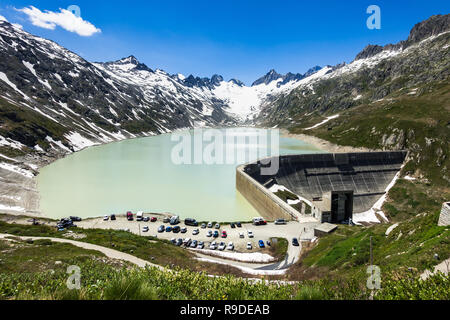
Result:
[64, 131, 99, 151]
[0, 162, 34, 178]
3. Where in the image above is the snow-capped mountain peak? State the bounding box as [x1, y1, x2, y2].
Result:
[252, 69, 283, 86]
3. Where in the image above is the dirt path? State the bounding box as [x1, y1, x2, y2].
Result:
[0, 233, 163, 270]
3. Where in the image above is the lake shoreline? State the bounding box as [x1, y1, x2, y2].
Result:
[279, 129, 376, 153]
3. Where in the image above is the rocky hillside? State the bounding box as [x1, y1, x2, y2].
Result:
[0, 20, 233, 157]
[257, 14, 450, 185]
[0, 16, 327, 159]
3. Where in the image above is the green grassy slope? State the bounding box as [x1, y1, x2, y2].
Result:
[282, 82, 450, 288]
[0, 236, 448, 300]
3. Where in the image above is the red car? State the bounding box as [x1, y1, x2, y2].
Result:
[150, 217, 157, 222]
[126, 211, 133, 221]
[221, 231, 227, 238]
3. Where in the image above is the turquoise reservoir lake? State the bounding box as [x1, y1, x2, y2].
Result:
[37, 128, 322, 221]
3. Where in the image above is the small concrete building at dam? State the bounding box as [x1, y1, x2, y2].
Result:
[236, 151, 407, 224]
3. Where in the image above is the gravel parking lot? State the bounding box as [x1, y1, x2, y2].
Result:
[76, 214, 319, 270]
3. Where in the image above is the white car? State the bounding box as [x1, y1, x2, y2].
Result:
[142, 226, 149, 232]
[227, 242, 234, 251]
[103, 215, 109, 221]
[209, 241, 217, 250]
[218, 242, 226, 251]
[247, 230, 254, 238]
[197, 241, 205, 249]
[192, 229, 200, 235]
[214, 223, 220, 229]
[206, 230, 213, 237]
[246, 242, 252, 250]
[239, 232, 244, 238]
[207, 222, 213, 228]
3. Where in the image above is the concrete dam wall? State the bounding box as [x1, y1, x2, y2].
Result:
[236, 165, 300, 221]
[236, 151, 407, 221]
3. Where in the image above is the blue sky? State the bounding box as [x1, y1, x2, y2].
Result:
[1, 0, 449, 84]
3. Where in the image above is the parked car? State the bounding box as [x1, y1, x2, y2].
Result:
[103, 215, 109, 221]
[201, 223, 207, 229]
[253, 217, 267, 225]
[197, 241, 205, 249]
[151, 217, 157, 222]
[110, 214, 116, 221]
[227, 242, 234, 251]
[165, 226, 173, 232]
[158, 225, 165, 233]
[253, 217, 263, 225]
[207, 222, 213, 228]
[266, 240, 271, 246]
[230, 223, 236, 228]
[221, 231, 227, 238]
[214, 223, 220, 229]
[143, 216, 150, 222]
[218, 242, 226, 251]
[176, 238, 183, 246]
[56, 218, 75, 229]
[183, 238, 191, 246]
[206, 230, 213, 237]
[185, 218, 198, 226]
[163, 217, 170, 223]
[274, 219, 287, 225]
[136, 211, 144, 221]
[192, 229, 199, 235]
[126, 211, 133, 221]
[209, 241, 217, 250]
[258, 240, 265, 248]
[170, 216, 180, 225]
[239, 232, 244, 238]
[142, 226, 149, 232]
[180, 227, 187, 233]
[213, 230, 219, 238]
[170, 238, 176, 244]
[190, 240, 198, 248]
[70, 216, 82, 222]
[247, 230, 254, 238]
[246, 242, 252, 250]
[292, 238, 299, 246]
[172, 226, 181, 233]
[236, 222, 242, 227]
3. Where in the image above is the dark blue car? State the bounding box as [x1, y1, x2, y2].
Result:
[292, 238, 299, 246]
[165, 226, 173, 232]
[258, 240, 265, 248]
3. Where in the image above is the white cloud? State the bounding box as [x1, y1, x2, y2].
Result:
[17, 6, 101, 36]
